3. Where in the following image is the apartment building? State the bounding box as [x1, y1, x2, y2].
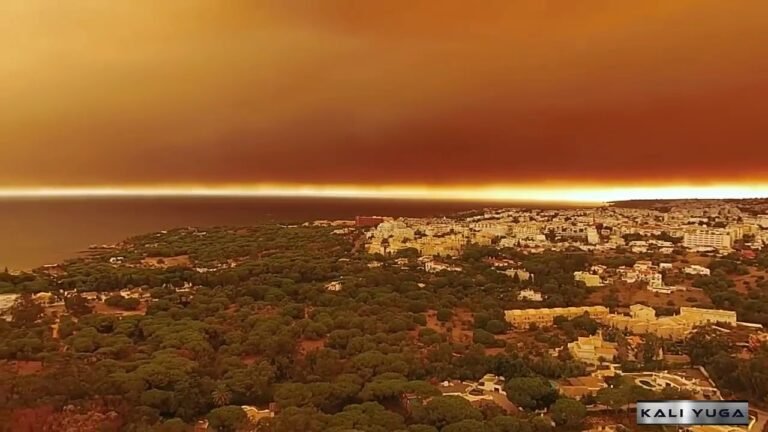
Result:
[683, 229, 732, 250]
[508, 223, 544, 239]
[678, 306, 737, 326]
[505, 306, 610, 329]
[587, 227, 601, 244]
[606, 304, 737, 340]
[469, 222, 508, 237]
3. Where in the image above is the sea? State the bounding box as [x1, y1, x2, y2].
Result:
[0, 197, 595, 271]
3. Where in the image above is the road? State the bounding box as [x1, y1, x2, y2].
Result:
[750, 407, 768, 432]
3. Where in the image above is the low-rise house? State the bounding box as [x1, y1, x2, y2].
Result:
[634, 260, 655, 271]
[436, 378, 517, 414]
[503, 269, 532, 281]
[325, 281, 343, 292]
[242, 405, 275, 425]
[331, 227, 354, 235]
[517, 289, 543, 302]
[33, 292, 63, 306]
[424, 260, 462, 273]
[568, 332, 618, 365]
[79, 292, 101, 301]
[437, 380, 473, 396]
[0, 293, 20, 320]
[648, 286, 673, 294]
[394, 258, 410, 266]
[119, 288, 145, 299]
[683, 265, 711, 276]
[625, 370, 722, 400]
[476, 374, 506, 394]
[617, 267, 639, 283]
[485, 258, 520, 268]
[558, 375, 607, 400]
[574, 271, 603, 287]
[644, 272, 664, 289]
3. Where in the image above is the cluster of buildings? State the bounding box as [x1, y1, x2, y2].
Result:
[194, 405, 275, 431]
[434, 374, 517, 414]
[607, 304, 737, 340]
[616, 260, 666, 289]
[574, 259, 723, 295]
[362, 203, 768, 258]
[422, 257, 463, 273]
[484, 257, 533, 281]
[556, 364, 726, 402]
[504, 304, 738, 341]
[565, 332, 666, 367]
[574, 260, 693, 294]
[558, 366, 758, 432]
[366, 219, 477, 257]
[0, 286, 161, 321]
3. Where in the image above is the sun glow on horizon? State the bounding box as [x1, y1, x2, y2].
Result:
[0, 184, 767, 203]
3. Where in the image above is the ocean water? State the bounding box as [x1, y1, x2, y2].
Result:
[0, 197, 590, 270]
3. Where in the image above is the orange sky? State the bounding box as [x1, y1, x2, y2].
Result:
[1, 1, 768, 192]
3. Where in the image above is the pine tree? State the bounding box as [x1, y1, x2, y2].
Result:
[212, 386, 232, 407]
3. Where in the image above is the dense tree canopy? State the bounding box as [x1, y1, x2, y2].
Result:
[1, 223, 764, 430]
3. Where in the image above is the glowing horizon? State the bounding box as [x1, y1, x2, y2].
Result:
[0, 183, 766, 204]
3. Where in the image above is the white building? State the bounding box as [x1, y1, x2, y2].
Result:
[683, 265, 711, 276]
[325, 281, 343, 291]
[0, 293, 20, 321]
[517, 289, 543, 302]
[424, 260, 462, 273]
[683, 229, 732, 250]
[646, 273, 664, 289]
[587, 227, 600, 244]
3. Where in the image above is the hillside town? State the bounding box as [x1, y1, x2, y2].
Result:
[357, 200, 768, 432]
[365, 201, 768, 258]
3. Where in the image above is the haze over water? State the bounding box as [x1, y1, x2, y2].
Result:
[0, 197, 591, 270]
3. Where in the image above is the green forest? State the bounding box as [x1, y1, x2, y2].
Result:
[1, 225, 767, 431]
